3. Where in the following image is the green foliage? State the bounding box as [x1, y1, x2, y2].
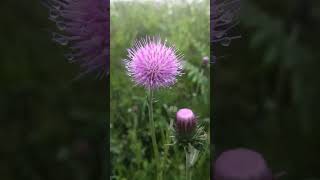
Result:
[0, 1, 107, 180]
[110, 1, 210, 179]
[241, 1, 309, 67]
[184, 61, 209, 104]
[213, 1, 320, 179]
[240, 0, 319, 138]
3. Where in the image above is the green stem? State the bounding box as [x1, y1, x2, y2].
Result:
[185, 147, 191, 180]
[160, 126, 170, 179]
[148, 89, 161, 180]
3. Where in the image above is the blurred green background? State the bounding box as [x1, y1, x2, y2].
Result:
[0, 1, 107, 180]
[213, 0, 320, 179]
[110, 0, 210, 179]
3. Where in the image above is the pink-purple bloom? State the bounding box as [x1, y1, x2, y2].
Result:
[213, 148, 273, 180]
[176, 108, 197, 135]
[44, 0, 109, 76]
[125, 37, 183, 89]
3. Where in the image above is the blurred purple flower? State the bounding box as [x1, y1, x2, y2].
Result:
[213, 148, 273, 180]
[176, 108, 197, 136]
[211, 0, 241, 46]
[125, 37, 183, 90]
[44, 0, 109, 76]
[202, 56, 210, 66]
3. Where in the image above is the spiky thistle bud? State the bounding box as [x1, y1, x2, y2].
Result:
[176, 108, 197, 136]
[172, 108, 207, 151]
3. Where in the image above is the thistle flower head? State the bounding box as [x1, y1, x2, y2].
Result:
[125, 37, 183, 90]
[213, 148, 273, 180]
[44, 0, 109, 76]
[176, 108, 197, 135]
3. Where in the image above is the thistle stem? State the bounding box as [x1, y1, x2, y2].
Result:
[185, 146, 191, 180]
[148, 89, 161, 180]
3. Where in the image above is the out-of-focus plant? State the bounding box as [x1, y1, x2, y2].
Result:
[241, 0, 317, 137]
[211, 0, 241, 47]
[43, 0, 109, 77]
[217, 1, 320, 179]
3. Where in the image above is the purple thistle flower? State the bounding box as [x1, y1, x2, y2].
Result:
[125, 37, 183, 90]
[176, 108, 197, 135]
[213, 148, 273, 180]
[44, 0, 109, 76]
[211, 0, 241, 46]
